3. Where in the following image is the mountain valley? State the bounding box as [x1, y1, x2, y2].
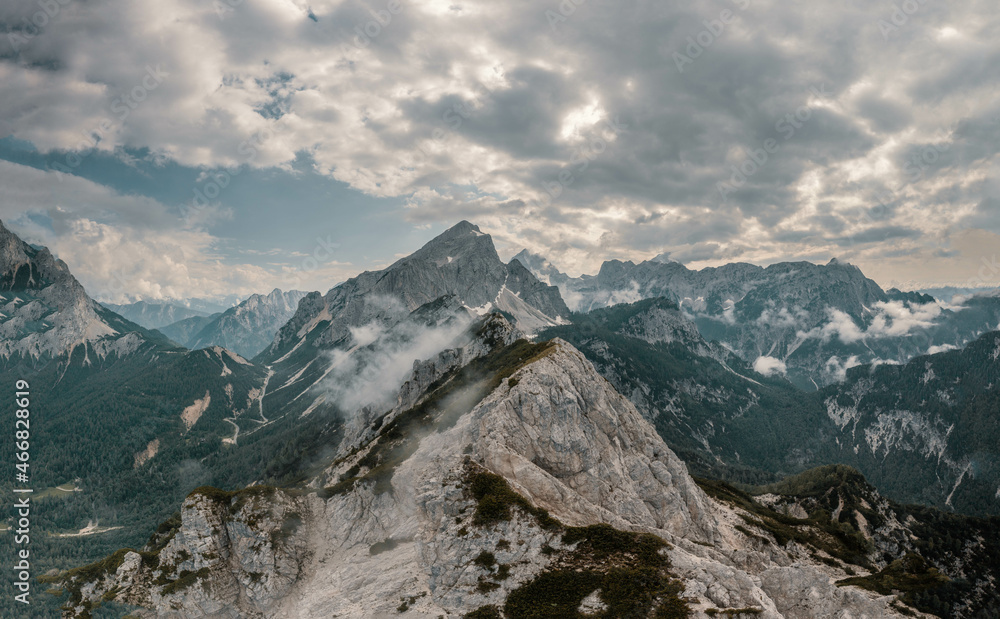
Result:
[0, 220, 997, 618]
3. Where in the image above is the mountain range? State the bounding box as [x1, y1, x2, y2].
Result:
[100, 301, 209, 331]
[0, 219, 997, 618]
[179, 288, 310, 358]
[106, 289, 311, 359]
[514, 250, 1000, 390]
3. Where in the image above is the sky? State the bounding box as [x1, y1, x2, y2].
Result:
[1, 0, 998, 303]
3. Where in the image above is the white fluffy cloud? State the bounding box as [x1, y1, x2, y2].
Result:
[753, 355, 787, 377]
[926, 343, 958, 355]
[321, 312, 472, 412]
[804, 301, 944, 344]
[824, 355, 863, 382]
[0, 161, 353, 301]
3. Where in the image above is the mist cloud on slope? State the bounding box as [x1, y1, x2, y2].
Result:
[802, 300, 943, 345]
[753, 356, 787, 377]
[318, 310, 473, 414]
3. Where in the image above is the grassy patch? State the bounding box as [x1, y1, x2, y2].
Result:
[695, 476, 873, 568]
[836, 553, 948, 602]
[465, 605, 503, 619]
[466, 467, 560, 529]
[460, 462, 689, 618]
[504, 570, 603, 617]
[474, 550, 497, 568]
[34, 482, 82, 500]
[160, 567, 211, 596]
[562, 523, 669, 568]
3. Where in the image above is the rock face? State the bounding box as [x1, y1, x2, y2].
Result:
[820, 330, 1000, 516]
[468, 342, 716, 539]
[544, 298, 1000, 516]
[0, 220, 164, 366]
[537, 298, 838, 481]
[244, 222, 572, 430]
[63, 337, 927, 618]
[260, 221, 569, 365]
[185, 289, 312, 358]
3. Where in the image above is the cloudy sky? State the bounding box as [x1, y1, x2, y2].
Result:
[1, 0, 998, 302]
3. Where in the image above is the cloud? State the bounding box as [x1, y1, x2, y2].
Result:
[0, 0, 998, 286]
[319, 309, 473, 413]
[815, 308, 868, 344]
[866, 300, 942, 338]
[802, 301, 944, 345]
[824, 355, 862, 382]
[927, 343, 958, 355]
[753, 355, 787, 377]
[562, 280, 644, 312]
[757, 306, 810, 329]
[0, 160, 351, 301]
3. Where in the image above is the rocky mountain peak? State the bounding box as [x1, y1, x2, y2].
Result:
[0, 220, 162, 365]
[596, 258, 639, 282]
[182, 289, 312, 358]
[436, 219, 482, 239]
[511, 249, 570, 287]
[405, 219, 497, 264]
[0, 220, 76, 292]
[263, 222, 569, 362]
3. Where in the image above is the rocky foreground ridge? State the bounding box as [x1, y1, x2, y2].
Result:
[55, 318, 966, 618]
